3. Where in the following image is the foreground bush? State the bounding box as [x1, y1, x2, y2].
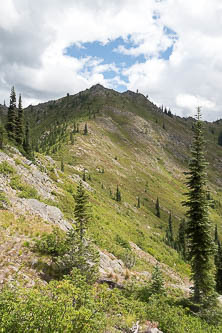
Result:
[0, 269, 106, 333]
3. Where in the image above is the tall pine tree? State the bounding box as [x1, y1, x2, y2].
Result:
[16, 94, 24, 145]
[166, 212, 174, 247]
[115, 185, 121, 202]
[7, 86, 17, 140]
[183, 107, 215, 303]
[0, 124, 4, 149]
[177, 218, 187, 259]
[155, 197, 160, 218]
[74, 181, 90, 242]
[215, 241, 222, 294]
[23, 121, 32, 157]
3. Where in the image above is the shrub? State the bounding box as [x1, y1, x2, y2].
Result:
[33, 227, 67, 256]
[54, 230, 99, 283]
[0, 191, 10, 209]
[10, 175, 39, 199]
[121, 249, 136, 269]
[0, 269, 106, 333]
[115, 235, 131, 250]
[0, 161, 15, 175]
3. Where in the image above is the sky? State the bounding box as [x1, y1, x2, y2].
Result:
[0, 0, 222, 121]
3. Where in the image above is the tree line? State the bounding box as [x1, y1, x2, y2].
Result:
[1, 86, 32, 157]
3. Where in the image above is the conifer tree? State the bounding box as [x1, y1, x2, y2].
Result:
[84, 123, 88, 135]
[82, 169, 86, 181]
[7, 86, 17, 140]
[61, 159, 64, 172]
[166, 212, 174, 246]
[215, 241, 222, 294]
[0, 125, 4, 149]
[177, 218, 187, 259]
[155, 197, 160, 218]
[16, 94, 24, 145]
[215, 224, 219, 243]
[74, 181, 90, 242]
[70, 131, 74, 144]
[218, 131, 222, 146]
[23, 121, 32, 157]
[183, 107, 215, 303]
[116, 185, 121, 202]
[137, 197, 140, 208]
[150, 264, 165, 295]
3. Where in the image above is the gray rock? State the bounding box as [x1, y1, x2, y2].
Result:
[144, 329, 163, 333]
[13, 198, 72, 231]
[99, 251, 125, 276]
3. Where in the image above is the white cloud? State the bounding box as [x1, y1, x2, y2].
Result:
[125, 0, 222, 121]
[0, 0, 222, 121]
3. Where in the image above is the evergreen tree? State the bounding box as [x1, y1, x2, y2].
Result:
[84, 123, 88, 135]
[150, 264, 165, 295]
[61, 159, 64, 172]
[155, 197, 160, 218]
[23, 121, 32, 157]
[16, 94, 24, 145]
[7, 86, 17, 140]
[218, 131, 222, 146]
[166, 212, 174, 246]
[214, 225, 222, 293]
[115, 185, 121, 202]
[215, 224, 219, 243]
[137, 196, 140, 208]
[177, 218, 187, 259]
[82, 169, 86, 181]
[0, 124, 4, 149]
[183, 107, 216, 303]
[70, 131, 74, 144]
[74, 181, 90, 242]
[215, 241, 222, 294]
[55, 229, 99, 283]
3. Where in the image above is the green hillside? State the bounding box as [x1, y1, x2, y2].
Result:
[1, 84, 222, 332]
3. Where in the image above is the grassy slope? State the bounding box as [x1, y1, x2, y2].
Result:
[21, 85, 222, 281]
[1, 84, 222, 285]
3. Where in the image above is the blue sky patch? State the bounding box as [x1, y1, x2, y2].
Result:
[64, 28, 177, 91]
[65, 37, 146, 68]
[159, 45, 174, 60]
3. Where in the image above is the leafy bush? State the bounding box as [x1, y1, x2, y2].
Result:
[115, 235, 131, 250]
[33, 228, 99, 283]
[0, 191, 10, 209]
[120, 249, 136, 268]
[0, 161, 15, 175]
[144, 296, 222, 333]
[10, 175, 39, 199]
[33, 227, 67, 256]
[0, 269, 106, 333]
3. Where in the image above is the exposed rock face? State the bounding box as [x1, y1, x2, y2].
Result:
[11, 198, 72, 231]
[99, 250, 125, 277]
[0, 149, 57, 200]
[0, 148, 72, 232]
